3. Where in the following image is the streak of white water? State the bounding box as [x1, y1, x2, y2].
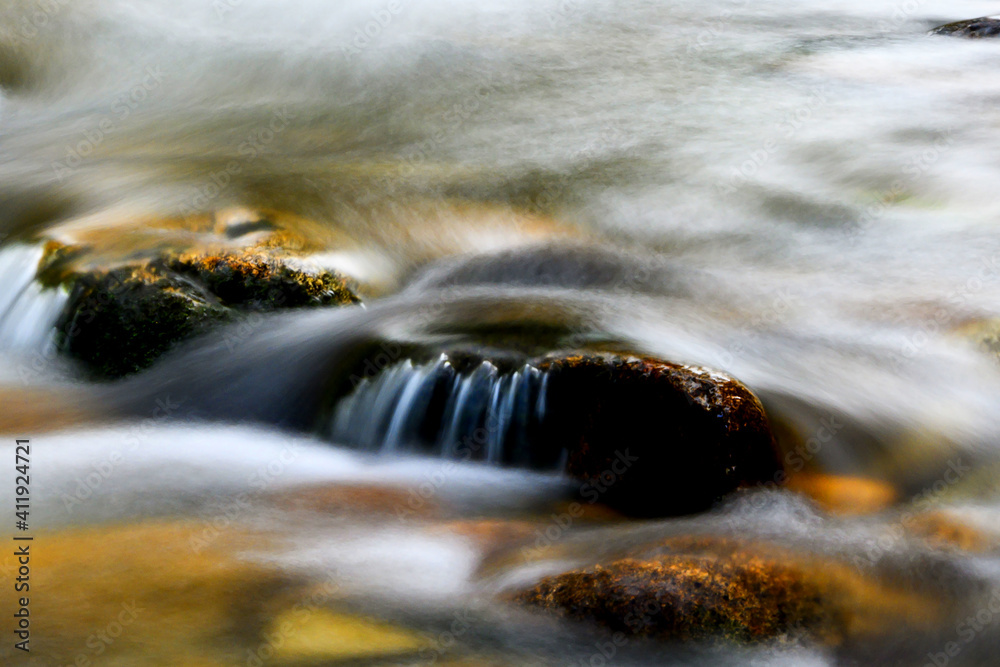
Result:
[0, 244, 67, 351]
[330, 356, 551, 465]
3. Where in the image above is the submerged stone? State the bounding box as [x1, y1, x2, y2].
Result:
[930, 17, 1000, 38]
[786, 472, 897, 516]
[513, 536, 940, 644]
[49, 247, 360, 378]
[906, 510, 998, 553]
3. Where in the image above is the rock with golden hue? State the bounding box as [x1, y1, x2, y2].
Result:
[262, 607, 426, 663]
[787, 473, 898, 515]
[268, 482, 438, 518]
[0, 521, 448, 666]
[0, 387, 94, 434]
[536, 354, 781, 517]
[513, 536, 940, 644]
[0, 522, 295, 665]
[907, 510, 998, 553]
[50, 249, 359, 378]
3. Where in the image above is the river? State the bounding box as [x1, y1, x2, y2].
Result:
[2, 0, 1000, 664]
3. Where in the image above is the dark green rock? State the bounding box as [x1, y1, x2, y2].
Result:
[930, 17, 1000, 38]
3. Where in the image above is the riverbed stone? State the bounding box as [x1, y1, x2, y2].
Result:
[536, 354, 781, 517]
[48, 246, 360, 378]
[786, 472, 897, 515]
[930, 17, 1000, 38]
[513, 536, 940, 643]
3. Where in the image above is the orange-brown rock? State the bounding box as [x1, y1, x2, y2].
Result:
[907, 510, 997, 553]
[787, 473, 898, 516]
[0, 387, 95, 434]
[268, 482, 437, 518]
[0, 521, 296, 664]
[514, 536, 939, 644]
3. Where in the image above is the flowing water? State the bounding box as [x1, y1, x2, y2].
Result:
[3, 0, 1000, 664]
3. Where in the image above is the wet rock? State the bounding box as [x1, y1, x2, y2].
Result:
[907, 510, 998, 553]
[931, 17, 1000, 38]
[536, 354, 780, 517]
[260, 606, 428, 663]
[0, 387, 94, 435]
[951, 317, 1000, 364]
[212, 207, 278, 239]
[787, 473, 898, 516]
[268, 482, 439, 518]
[56, 264, 232, 379]
[513, 536, 939, 643]
[162, 252, 358, 310]
[325, 347, 779, 517]
[50, 248, 359, 378]
[20, 520, 441, 665]
[21, 521, 299, 665]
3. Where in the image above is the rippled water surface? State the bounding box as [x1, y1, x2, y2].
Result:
[3, 0, 1000, 664]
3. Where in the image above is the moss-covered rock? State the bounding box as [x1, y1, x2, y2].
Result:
[57, 264, 232, 379]
[513, 536, 940, 644]
[49, 248, 360, 379]
[162, 253, 359, 310]
[930, 17, 1000, 38]
[536, 354, 780, 517]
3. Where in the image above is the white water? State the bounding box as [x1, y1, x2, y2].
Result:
[0, 244, 67, 351]
[331, 355, 548, 463]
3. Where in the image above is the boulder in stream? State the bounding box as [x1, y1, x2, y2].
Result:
[328, 347, 781, 517]
[46, 244, 360, 378]
[930, 17, 1000, 38]
[513, 536, 940, 643]
[537, 354, 780, 517]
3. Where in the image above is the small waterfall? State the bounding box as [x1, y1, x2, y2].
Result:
[329, 355, 561, 468]
[0, 244, 68, 351]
